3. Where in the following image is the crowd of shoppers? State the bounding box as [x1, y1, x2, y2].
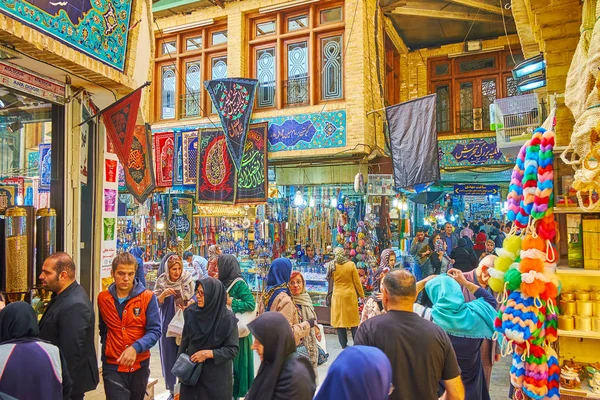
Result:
[0, 221, 506, 400]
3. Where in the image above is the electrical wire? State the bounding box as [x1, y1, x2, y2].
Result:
[500, 0, 517, 65]
[153, 18, 219, 128]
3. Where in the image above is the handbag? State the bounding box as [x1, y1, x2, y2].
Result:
[171, 353, 203, 386]
[227, 278, 257, 338]
[317, 345, 329, 365]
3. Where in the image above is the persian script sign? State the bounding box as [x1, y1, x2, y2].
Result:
[454, 184, 499, 196]
[450, 139, 503, 165]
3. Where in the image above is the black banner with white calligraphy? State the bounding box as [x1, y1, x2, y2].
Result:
[236, 122, 268, 204]
[386, 94, 440, 189]
[204, 78, 258, 171]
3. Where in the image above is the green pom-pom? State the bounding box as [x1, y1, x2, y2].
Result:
[505, 268, 522, 291]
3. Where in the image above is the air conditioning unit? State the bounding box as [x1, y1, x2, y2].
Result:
[493, 94, 541, 159]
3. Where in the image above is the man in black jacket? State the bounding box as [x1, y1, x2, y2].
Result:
[39, 252, 99, 400]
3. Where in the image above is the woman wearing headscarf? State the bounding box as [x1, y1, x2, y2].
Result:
[262, 258, 314, 344]
[153, 254, 195, 398]
[178, 277, 239, 399]
[0, 302, 72, 400]
[361, 249, 394, 323]
[314, 345, 392, 400]
[425, 272, 497, 400]
[450, 238, 479, 273]
[206, 244, 222, 278]
[246, 312, 316, 400]
[330, 246, 365, 348]
[289, 271, 321, 375]
[217, 254, 256, 399]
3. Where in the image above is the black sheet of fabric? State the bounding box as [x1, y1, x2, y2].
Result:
[386, 94, 440, 189]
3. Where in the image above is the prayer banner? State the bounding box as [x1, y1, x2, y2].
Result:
[236, 122, 268, 204]
[0, 185, 17, 211]
[101, 86, 143, 164]
[153, 131, 174, 187]
[182, 130, 198, 186]
[162, 193, 194, 250]
[204, 78, 258, 171]
[386, 94, 440, 189]
[123, 124, 156, 203]
[196, 128, 236, 204]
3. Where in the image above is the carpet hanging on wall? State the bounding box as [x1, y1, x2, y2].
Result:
[235, 122, 268, 204]
[161, 193, 194, 250]
[196, 127, 237, 204]
[153, 131, 174, 187]
[123, 124, 156, 203]
[182, 130, 199, 186]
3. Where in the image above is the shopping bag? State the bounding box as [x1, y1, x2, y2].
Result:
[167, 309, 184, 338]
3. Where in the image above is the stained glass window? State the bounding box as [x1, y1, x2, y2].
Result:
[185, 61, 201, 118]
[481, 78, 497, 130]
[186, 37, 202, 51]
[212, 31, 227, 45]
[257, 48, 275, 108]
[161, 65, 176, 119]
[321, 35, 343, 100]
[288, 15, 308, 31]
[506, 76, 519, 97]
[162, 41, 176, 55]
[436, 84, 450, 132]
[256, 21, 276, 36]
[459, 82, 473, 131]
[211, 56, 227, 113]
[287, 42, 308, 105]
[320, 7, 343, 24]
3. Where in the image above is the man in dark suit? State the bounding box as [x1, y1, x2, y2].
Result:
[39, 252, 99, 400]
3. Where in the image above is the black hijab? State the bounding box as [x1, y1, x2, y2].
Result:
[246, 312, 296, 400]
[182, 277, 237, 352]
[217, 254, 243, 290]
[0, 302, 39, 343]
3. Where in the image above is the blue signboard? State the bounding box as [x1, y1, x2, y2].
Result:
[453, 184, 499, 196]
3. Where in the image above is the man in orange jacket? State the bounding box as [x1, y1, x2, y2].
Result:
[98, 252, 161, 400]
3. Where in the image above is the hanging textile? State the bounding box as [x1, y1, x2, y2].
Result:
[182, 130, 198, 185]
[236, 122, 268, 204]
[162, 193, 194, 250]
[196, 128, 236, 204]
[204, 78, 258, 170]
[153, 131, 174, 187]
[174, 131, 184, 185]
[386, 94, 440, 188]
[123, 124, 156, 204]
[100, 85, 144, 164]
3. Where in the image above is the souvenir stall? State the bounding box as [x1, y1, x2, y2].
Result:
[549, 1, 600, 397]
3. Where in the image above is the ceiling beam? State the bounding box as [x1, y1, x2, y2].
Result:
[444, 0, 510, 16]
[386, 7, 503, 22]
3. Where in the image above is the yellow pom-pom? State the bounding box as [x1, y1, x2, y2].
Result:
[494, 256, 513, 272]
[504, 235, 522, 255]
[489, 277, 505, 293]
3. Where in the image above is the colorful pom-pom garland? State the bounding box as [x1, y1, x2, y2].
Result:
[495, 125, 561, 398]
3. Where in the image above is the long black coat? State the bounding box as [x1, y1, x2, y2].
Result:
[39, 281, 99, 396]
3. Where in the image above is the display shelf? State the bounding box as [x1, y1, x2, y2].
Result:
[559, 329, 600, 340]
[561, 385, 600, 399]
[556, 267, 600, 277]
[554, 206, 600, 214]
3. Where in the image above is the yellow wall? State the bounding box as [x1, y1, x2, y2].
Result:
[152, 0, 396, 162]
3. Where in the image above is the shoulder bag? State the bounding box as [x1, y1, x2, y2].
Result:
[171, 353, 203, 386]
[227, 277, 257, 338]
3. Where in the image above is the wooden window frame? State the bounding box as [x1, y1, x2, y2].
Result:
[428, 48, 522, 135]
[152, 23, 227, 122]
[384, 35, 401, 106]
[247, 0, 345, 111]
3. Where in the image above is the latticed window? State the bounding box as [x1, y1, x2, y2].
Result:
[153, 23, 227, 121]
[428, 49, 523, 134]
[248, 0, 345, 110]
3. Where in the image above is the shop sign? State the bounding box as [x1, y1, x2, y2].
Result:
[462, 195, 487, 203]
[454, 184, 499, 196]
[0, 62, 65, 104]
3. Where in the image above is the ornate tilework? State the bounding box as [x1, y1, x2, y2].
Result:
[0, 0, 134, 70]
